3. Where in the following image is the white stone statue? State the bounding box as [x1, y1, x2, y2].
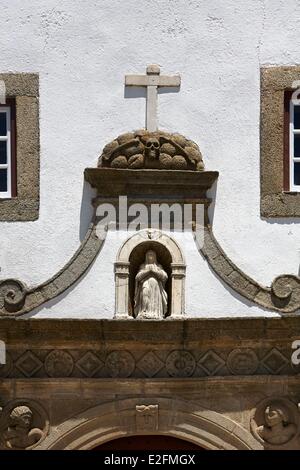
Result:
[134, 250, 168, 319]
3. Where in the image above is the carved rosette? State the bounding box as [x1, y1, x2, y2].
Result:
[166, 350, 196, 377]
[105, 350, 135, 378]
[0, 400, 49, 450]
[45, 351, 74, 378]
[99, 130, 204, 171]
[227, 349, 259, 375]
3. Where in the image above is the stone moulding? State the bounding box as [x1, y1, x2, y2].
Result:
[0, 222, 105, 317]
[200, 226, 300, 313]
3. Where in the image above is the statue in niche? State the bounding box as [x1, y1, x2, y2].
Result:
[257, 404, 297, 445]
[2, 405, 44, 449]
[134, 250, 168, 319]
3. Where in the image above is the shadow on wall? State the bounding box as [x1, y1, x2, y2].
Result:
[79, 179, 96, 242]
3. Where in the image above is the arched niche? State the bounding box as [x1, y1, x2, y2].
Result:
[114, 230, 186, 319]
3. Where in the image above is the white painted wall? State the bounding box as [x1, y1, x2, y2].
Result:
[0, 0, 299, 318]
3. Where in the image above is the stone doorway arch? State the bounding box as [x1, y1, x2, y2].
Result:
[38, 397, 262, 450]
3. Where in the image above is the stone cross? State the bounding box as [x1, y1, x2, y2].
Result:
[125, 64, 181, 132]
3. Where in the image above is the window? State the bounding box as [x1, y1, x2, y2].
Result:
[284, 91, 300, 192]
[261, 66, 300, 218]
[0, 99, 16, 198]
[0, 73, 39, 221]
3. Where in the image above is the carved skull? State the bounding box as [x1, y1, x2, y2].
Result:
[145, 137, 160, 160]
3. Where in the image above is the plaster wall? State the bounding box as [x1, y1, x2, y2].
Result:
[0, 0, 299, 318]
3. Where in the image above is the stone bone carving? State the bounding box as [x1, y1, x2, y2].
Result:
[134, 250, 168, 320]
[136, 404, 159, 432]
[251, 399, 298, 446]
[0, 403, 48, 450]
[99, 130, 204, 170]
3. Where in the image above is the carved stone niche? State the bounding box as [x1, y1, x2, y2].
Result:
[115, 230, 186, 320]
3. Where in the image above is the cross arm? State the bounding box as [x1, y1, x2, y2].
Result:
[125, 74, 181, 87]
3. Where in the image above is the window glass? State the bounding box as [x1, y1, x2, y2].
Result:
[0, 112, 6, 136]
[0, 169, 7, 192]
[294, 162, 300, 186]
[0, 141, 7, 164]
[294, 134, 300, 158]
[294, 106, 300, 129]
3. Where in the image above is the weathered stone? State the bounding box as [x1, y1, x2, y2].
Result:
[260, 66, 300, 217]
[0, 74, 39, 222]
[98, 130, 205, 171]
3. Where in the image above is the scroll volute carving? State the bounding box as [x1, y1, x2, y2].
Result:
[0, 279, 27, 313]
[99, 130, 204, 171]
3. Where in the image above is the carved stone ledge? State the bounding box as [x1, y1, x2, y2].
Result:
[0, 222, 105, 317]
[85, 167, 219, 200]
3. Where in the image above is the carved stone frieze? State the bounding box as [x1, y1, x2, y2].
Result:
[0, 345, 294, 379]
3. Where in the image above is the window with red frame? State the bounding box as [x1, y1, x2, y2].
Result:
[0, 99, 16, 198]
[284, 90, 300, 192]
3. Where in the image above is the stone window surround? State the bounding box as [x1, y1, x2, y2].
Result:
[0, 73, 39, 221]
[261, 66, 300, 218]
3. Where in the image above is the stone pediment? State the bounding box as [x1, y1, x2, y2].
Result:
[98, 130, 204, 171]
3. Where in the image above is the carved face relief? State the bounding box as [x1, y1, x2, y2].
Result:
[264, 405, 286, 427]
[251, 398, 298, 446]
[145, 137, 160, 161]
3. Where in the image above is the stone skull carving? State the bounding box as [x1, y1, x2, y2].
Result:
[145, 137, 160, 161]
[99, 130, 204, 170]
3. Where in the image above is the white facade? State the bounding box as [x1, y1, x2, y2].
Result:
[0, 0, 300, 318]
